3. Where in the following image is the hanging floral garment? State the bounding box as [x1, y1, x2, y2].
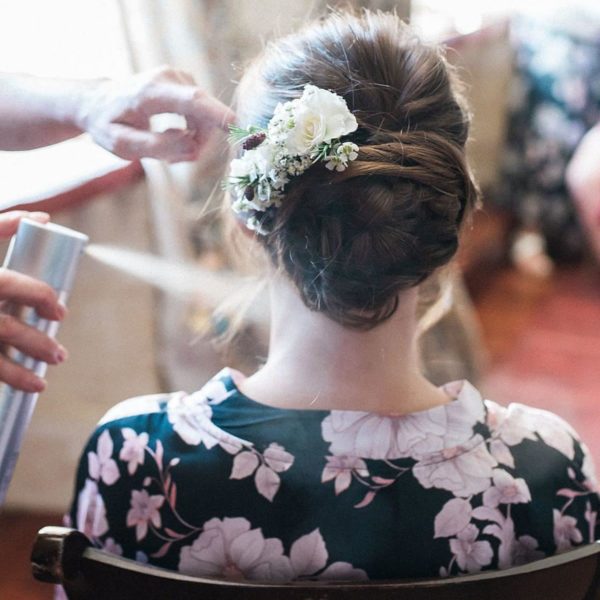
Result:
[68, 368, 599, 581]
[496, 11, 600, 261]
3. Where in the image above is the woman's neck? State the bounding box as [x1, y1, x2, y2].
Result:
[239, 276, 452, 414]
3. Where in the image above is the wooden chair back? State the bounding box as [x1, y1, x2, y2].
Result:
[31, 526, 600, 600]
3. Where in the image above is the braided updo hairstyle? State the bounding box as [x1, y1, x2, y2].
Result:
[232, 11, 480, 330]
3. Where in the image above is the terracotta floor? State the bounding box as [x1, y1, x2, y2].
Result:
[478, 264, 600, 461]
[0, 511, 62, 599]
[1, 264, 600, 599]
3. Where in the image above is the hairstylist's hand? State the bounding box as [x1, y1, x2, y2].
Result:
[0, 211, 67, 393]
[77, 66, 236, 163]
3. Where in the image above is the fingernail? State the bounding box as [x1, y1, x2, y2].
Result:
[31, 377, 47, 392]
[55, 345, 68, 363]
[30, 212, 50, 221]
[56, 303, 67, 319]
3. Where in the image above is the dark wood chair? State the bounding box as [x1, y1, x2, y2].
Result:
[31, 526, 600, 600]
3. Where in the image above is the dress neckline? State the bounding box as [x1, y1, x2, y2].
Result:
[218, 367, 479, 420]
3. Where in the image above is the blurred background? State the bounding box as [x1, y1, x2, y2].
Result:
[2, 1, 600, 597]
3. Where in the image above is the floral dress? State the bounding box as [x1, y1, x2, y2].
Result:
[68, 368, 600, 581]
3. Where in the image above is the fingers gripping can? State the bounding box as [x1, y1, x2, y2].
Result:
[0, 219, 88, 506]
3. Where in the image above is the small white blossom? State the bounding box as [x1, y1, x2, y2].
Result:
[256, 179, 272, 203]
[270, 171, 289, 190]
[269, 100, 299, 143]
[227, 84, 359, 233]
[338, 142, 359, 161]
[325, 155, 344, 172]
[325, 142, 359, 172]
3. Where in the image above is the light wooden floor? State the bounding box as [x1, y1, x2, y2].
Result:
[2, 264, 599, 599]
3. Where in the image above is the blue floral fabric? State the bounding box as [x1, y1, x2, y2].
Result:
[496, 14, 600, 260]
[68, 368, 600, 581]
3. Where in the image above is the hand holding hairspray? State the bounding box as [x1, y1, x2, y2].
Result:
[0, 219, 88, 506]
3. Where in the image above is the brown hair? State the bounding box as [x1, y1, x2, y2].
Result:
[231, 10, 479, 329]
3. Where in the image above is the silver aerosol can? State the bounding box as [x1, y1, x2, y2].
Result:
[0, 219, 88, 506]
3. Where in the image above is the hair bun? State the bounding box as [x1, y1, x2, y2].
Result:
[346, 130, 476, 224]
[233, 11, 480, 329]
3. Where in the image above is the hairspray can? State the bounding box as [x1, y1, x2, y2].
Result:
[0, 219, 88, 506]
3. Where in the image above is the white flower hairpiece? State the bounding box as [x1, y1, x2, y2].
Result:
[225, 84, 359, 235]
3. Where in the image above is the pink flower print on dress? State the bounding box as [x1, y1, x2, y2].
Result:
[256, 443, 295, 502]
[200, 374, 231, 405]
[318, 561, 368, 581]
[87, 429, 120, 486]
[521, 406, 578, 460]
[321, 382, 485, 462]
[581, 445, 599, 491]
[179, 519, 366, 582]
[408, 387, 486, 460]
[289, 529, 328, 577]
[321, 408, 447, 460]
[76, 479, 108, 539]
[167, 391, 244, 454]
[263, 443, 294, 473]
[179, 517, 294, 582]
[485, 402, 537, 468]
[167, 393, 216, 447]
[230, 451, 260, 480]
[431, 381, 486, 449]
[486, 402, 537, 447]
[413, 435, 497, 497]
[321, 455, 369, 495]
[229, 443, 295, 502]
[288, 529, 367, 580]
[119, 428, 149, 475]
[103, 538, 123, 556]
[513, 535, 544, 565]
[482, 469, 532, 508]
[449, 524, 493, 573]
[482, 516, 516, 570]
[126, 489, 165, 541]
[553, 509, 583, 552]
[434, 498, 473, 539]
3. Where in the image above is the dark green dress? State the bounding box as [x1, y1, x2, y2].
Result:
[68, 368, 600, 581]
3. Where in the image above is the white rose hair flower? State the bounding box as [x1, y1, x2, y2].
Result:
[225, 84, 359, 235]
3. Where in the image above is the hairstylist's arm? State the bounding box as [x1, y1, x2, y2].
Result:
[567, 124, 600, 209]
[0, 212, 67, 393]
[566, 123, 600, 261]
[0, 67, 235, 162]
